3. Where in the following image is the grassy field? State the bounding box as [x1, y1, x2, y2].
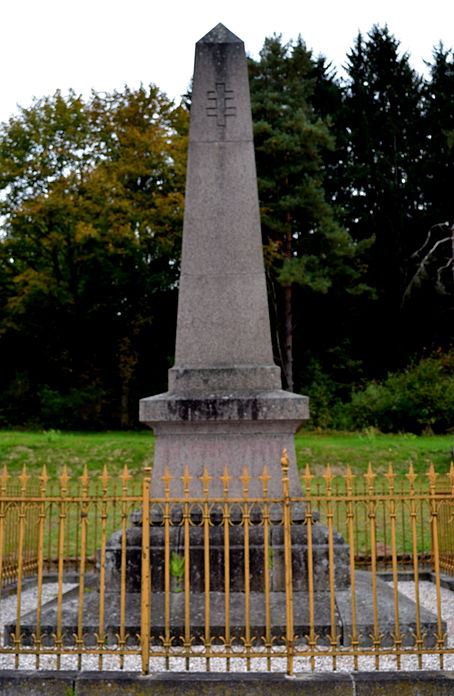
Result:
[0, 428, 451, 477]
[0, 429, 451, 561]
[295, 429, 453, 475]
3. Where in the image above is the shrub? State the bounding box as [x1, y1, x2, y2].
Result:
[38, 384, 108, 430]
[345, 351, 454, 433]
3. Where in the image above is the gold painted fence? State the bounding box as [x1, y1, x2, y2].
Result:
[0, 457, 453, 674]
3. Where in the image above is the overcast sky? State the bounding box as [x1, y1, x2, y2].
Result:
[2, 0, 453, 124]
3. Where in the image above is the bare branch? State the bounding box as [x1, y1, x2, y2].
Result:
[403, 223, 453, 303]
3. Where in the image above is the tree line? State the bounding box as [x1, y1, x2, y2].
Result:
[0, 26, 452, 432]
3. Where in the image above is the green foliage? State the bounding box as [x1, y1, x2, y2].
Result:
[0, 429, 450, 478]
[0, 29, 452, 429]
[333, 26, 453, 373]
[169, 552, 185, 579]
[345, 352, 454, 433]
[0, 430, 154, 477]
[0, 86, 188, 429]
[249, 37, 371, 389]
[39, 385, 108, 429]
[170, 552, 185, 591]
[295, 430, 451, 475]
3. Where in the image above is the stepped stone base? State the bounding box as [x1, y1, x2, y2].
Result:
[104, 514, 350, 593]
[7, 572, 443, 649]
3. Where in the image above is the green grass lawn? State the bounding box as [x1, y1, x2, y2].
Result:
[0, 429, 451, 562]
[0, 428, 451, 478]
[295, 429, 453, 475]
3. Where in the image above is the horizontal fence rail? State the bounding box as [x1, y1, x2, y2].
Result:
[0, 458, 453, 673]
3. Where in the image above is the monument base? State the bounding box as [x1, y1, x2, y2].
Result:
[8, 573, 443, 649]
[140, 389, 309, 497]
[104, 512, 351, 594]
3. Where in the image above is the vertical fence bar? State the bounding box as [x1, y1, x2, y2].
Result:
[201, 467, 212, 672]
[162, 468, 172, 670]
[345, 466, 359, 670]
[385, 464, 402, 669]
[76, 466, 90, 670]
[241, 466, 252, 671]
[381, 479, 389, 570]
[334, 479, 341, 535]
[365, 464, 381, 670]
[141, 467, 152, 675]
[260, 465, 272, 671]
[93, 479, 100, 567]
[118, 465, 131, 669]
[419, 493, 427, 567]
[34, 465, 48, 668]
[281, 450, 294, 676]
[74, 478, 81, 562]
[407, 464, 423, 668]
[46, 484, 54, 571]
[96, 465, 109, 670]
[323, 465, 338, 670]
[182, 466, 192, 671]
[14, 466, 29, 668]
[0, 466, 9, 605]
[303, 463, 316, 671]
[427, 464, 445, 668]
[400, 478, 408, 562]
[55, 465, 69, 670]
[221, 465, 232, 672]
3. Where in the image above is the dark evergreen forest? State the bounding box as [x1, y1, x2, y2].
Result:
[0, 27, 452, 432]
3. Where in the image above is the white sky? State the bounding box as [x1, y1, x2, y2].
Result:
[1, 0, 453, 124]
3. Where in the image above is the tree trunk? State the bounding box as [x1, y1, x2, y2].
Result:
[282, 211, 294, 392]
[283, 284, 293, 391]
[120, 387, 130, 429]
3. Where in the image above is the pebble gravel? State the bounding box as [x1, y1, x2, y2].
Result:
[0, 580, 453, 672]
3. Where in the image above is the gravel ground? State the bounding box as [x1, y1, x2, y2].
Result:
[0, 580, 453, 672]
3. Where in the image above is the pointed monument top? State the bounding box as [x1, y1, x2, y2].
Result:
[198, 23, 242, 45]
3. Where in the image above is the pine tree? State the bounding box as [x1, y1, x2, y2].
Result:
[402, 46, 454, 349]
[338, 26, 426, 373]
[249, 36, 368, 392]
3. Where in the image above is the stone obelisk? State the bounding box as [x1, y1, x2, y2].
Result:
[140, 23, 309, 496]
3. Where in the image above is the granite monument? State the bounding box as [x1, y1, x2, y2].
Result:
[139, 23, 308, 497]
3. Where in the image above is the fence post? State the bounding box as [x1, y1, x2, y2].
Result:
[0, 466, 9, 600]
[281, 449, 294, 676]
[428, 463, 446, 668]
[35, 464, 48, 668]
[141, 467, 152, 675]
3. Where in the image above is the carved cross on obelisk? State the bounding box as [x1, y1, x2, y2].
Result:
[140, 24, 309, 497]
[206, 83, 236, 126]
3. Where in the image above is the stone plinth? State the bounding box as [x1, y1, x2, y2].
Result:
[140, 392, 308, 497]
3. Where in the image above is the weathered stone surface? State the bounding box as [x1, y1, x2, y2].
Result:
[9, 573, 443, 650]
[103, 514, 350, 594]
[0, 672, 76, 696]
[76, 671, 355, 696]
[336, 570, 443, 647]
[168, 24, 274, 374]
[140, 392, 308, 423]
[352, 671, 454, 696]
[168, 366, 282, 393]
[138, 23, 309, 497]
[7, 590, 336, 647]
[3, 671, 454, 696]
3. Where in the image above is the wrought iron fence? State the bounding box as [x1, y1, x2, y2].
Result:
[0, 456, 453, 673]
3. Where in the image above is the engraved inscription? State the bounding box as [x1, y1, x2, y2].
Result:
[206, 83, 236, 126]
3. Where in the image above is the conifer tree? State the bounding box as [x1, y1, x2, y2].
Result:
[249, 36, 368, 392]
[338, 26, 425, 372]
